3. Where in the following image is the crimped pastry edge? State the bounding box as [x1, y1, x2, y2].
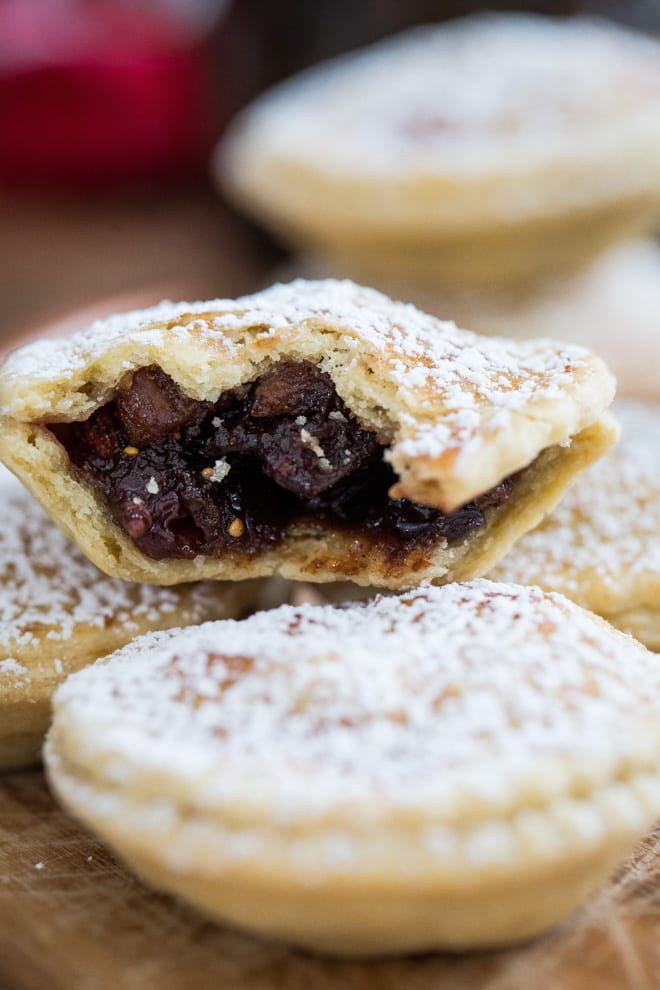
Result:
[45, 736, 660, 954]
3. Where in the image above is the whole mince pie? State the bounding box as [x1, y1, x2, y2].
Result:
[0, 279, 617, 588]
[46, 581, 660, 956]
[218, 16, 660, 289]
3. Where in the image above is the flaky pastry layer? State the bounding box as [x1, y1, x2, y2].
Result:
[292, 239, 660, 400]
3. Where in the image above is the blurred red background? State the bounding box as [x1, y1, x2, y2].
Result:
[0, 0, 658, 350]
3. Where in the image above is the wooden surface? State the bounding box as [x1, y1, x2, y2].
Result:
[1, 771, 660, 990]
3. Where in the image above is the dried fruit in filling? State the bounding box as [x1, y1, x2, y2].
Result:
[52, 362, 514, 560]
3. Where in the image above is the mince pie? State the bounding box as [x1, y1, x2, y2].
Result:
[0, 280, 616, 588]
[217, 16, 660, 288]
[45, 581, 660, 955]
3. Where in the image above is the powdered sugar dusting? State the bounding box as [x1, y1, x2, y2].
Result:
[1, 300, 202, 384]
[53, 581, 660, 820]
[0, 466, 227, 656]
[492, 401, 660, 597]
[0, 657, 29, 684]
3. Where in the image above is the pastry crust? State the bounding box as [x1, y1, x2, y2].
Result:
[298, 240, 660, 401]
[491, 400, 660, 649]
[0, 466, 265, 770]
[45, 581, 660, 956]
[217, 17, 660, 288]
[0, 279, 616, 588]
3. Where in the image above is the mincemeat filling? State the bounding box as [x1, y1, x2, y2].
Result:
[50, 362, 514, 560]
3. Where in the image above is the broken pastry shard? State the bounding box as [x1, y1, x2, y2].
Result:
[217, 16, 660, 288]
[0, 465, 263, 770]
[492, 400, 660, 650]
[45, 581, 660, 956]
[0, 279, 616, 588]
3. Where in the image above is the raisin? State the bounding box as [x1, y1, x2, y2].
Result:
[260, 416, 378, 497]
[250, 361, 336, 417]
[60, 406, 120, 468]
[475, 475, 517, 508]
[115, 367, 211, 447]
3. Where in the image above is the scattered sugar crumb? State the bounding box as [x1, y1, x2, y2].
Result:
[0, 658, 28, 677]
[209, 459, 231, 484]
[300, 428, 328, 463]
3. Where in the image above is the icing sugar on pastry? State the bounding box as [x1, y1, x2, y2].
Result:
[296, 238, 660, 402]
[49, 580, 660, 814]
[46, 581, 660, 954]
[0, 279, 602, 429]
[0, 467, 194, 653]
[0, 278, 614, 480]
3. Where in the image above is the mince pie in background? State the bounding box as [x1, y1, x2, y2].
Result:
[491, 400, 660, 650]
[0, 279, 617, 589]
[0, 464, 264, 770]
[216, 16, 660, 289]
[45, 581, 660, 956]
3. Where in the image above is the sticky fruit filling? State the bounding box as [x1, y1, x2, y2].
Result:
[50, 362, 515, 560]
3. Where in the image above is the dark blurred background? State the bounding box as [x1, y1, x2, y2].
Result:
[1, 0, 658, 351]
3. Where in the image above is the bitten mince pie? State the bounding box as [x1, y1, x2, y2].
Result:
[492, 400, 660, 650]
[45, 581, 660, 956]
[217, 16, 660, 288]
[0, 465, 262, 771]
[0, 280, 616, 589]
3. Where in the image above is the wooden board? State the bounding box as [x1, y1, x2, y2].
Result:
[1, 772, 660, 990]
